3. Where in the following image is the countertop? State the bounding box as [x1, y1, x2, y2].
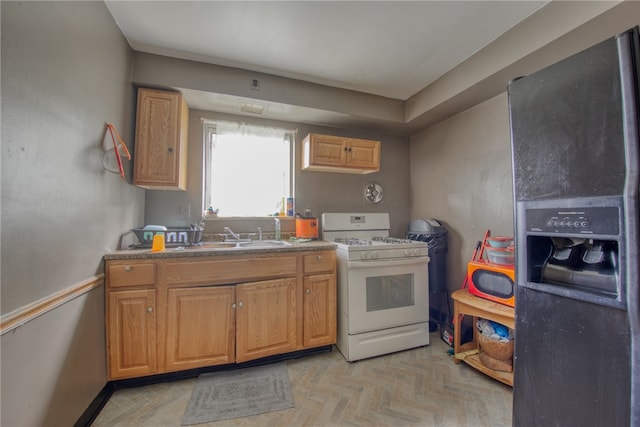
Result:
[104, 240, 337, 260]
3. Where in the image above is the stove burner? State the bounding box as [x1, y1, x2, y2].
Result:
[334, 238, 372, 246]
[335, 236, 417, 246]
[372, 236, 414, 244]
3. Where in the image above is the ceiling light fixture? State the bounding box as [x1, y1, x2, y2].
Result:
[240, 102, 267, 115]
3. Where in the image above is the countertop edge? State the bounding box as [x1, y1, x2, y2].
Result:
[104, 241, 337, 260]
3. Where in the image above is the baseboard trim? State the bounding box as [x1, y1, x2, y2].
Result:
[74, 382, 115, 427]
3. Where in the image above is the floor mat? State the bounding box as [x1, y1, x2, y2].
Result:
[181, 363, 294, 425]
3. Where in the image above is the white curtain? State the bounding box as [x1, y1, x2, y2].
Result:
[210, 121, 289, 216]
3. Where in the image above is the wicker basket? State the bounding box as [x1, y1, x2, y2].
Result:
[479, 352, 513, 372]
[477, 334, 514, 361]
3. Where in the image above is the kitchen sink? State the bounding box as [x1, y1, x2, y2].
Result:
[178, 240, 292, 250]
[237, 240, 292, 248]
[183, 242, 237, 249]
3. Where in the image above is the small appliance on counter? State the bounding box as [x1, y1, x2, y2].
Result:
[295, 209, 318, 239]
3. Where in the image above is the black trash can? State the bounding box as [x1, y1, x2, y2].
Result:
[406, 219, 447, 293]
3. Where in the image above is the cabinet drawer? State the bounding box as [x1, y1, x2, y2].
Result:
[108, 263, 156, 288]
[303, 252, 335, 274]
[164, 256, 297, 285]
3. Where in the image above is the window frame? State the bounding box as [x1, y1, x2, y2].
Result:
[203, 121, 295, 217]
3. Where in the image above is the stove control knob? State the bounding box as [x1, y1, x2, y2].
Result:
[371, 251, 378, 259]
[404, 249, 416, 256]
[360, 252, 368, 260]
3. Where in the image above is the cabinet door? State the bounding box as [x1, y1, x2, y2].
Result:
[303, 274, 337, 348]
[346, 138, 380, 171]
[235, 278, 297, 363]
[134, 88, 188, 190]
[307, 134, 348, 167]
[107, 289, 156, 380]
[164, 286, 235, 371]
[302, 133, 380, 174]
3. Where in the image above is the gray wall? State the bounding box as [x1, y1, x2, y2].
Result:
[410, 94, 514, 293]
[143, 110, 411, 239]
[0, 1, 636, 424]
[1, 2, 142, 425]
[408, 6, 640, 295]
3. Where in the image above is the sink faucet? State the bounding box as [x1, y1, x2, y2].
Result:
[274, 218, 281, 240]
[257, 226, 263, 241]
[223, 226, 241, 241]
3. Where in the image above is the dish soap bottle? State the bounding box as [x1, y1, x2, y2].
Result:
[274, 217, 281, 240]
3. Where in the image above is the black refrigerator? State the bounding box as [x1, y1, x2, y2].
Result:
[508, 27, 639, 426]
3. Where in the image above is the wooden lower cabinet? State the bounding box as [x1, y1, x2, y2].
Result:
[164, 286, 235, 371]
[303, 274, 337, 347]
[235, 278, 297, 363]
[106, 250, 336, 380]
[107, 289, 156, 379]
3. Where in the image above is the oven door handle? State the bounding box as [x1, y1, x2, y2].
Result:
[347, 256, 430, 269]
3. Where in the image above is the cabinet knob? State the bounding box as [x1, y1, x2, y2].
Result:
[231, 303, 236, 309]
[124, 265, 132, 272]
[147, 307, 153, 313]
[238, 301, 244, 308]
[168, 147, 174, 153]
[305, 288, 311, 294]
[316, 255, 322, 260]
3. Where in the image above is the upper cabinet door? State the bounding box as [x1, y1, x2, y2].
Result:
[304, 134, 348, 167]
[302, 133, 380, 174]
[133, 88, 189, 190]
[346, 138, 380, 170]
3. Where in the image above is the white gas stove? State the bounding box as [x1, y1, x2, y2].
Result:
[323, 213, 428, 259]
[322, 213, 430, 361]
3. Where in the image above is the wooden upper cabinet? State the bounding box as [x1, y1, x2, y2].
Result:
[133, 88, 189, 190]
[302, 133, 380, 174]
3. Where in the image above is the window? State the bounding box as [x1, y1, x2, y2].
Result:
[204, 121, 293, 217]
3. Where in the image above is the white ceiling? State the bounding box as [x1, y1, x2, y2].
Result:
[105, 1, 547, 101]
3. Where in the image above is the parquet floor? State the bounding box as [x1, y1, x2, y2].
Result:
[92, 333, 513, 427]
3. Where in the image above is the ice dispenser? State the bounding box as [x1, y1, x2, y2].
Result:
[519, 203, 624, 309]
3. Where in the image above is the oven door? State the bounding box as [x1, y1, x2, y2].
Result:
[346, 256, 429, 334]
